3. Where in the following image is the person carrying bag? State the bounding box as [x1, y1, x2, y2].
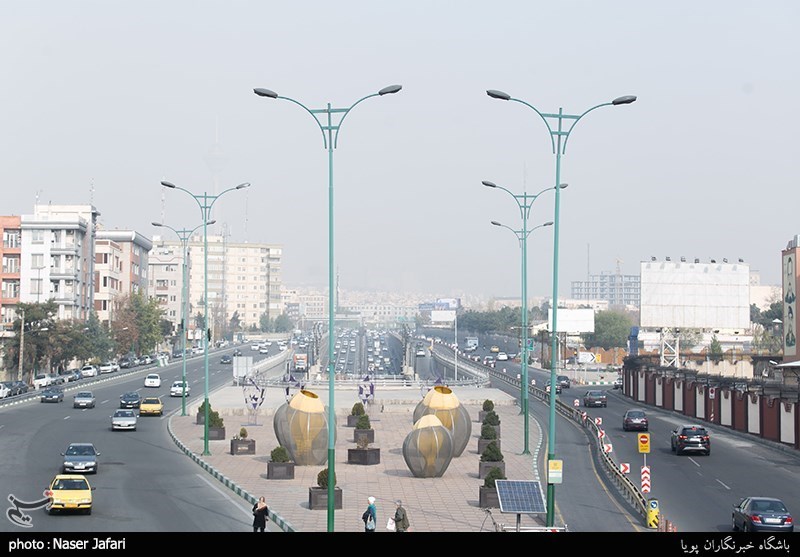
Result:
[362, 496, 377, 532]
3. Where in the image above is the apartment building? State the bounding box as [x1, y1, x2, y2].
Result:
[0, 216, 22, 331]
[94, 229, 152, 325]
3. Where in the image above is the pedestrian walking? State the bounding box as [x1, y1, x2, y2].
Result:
[361, 496, 377, 532]
[393, 499, 410, 532]
[252, 496, 269, 532]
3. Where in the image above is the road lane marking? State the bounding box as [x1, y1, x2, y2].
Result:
[63, 415, 70, 420]
[716, 479, 731, 490]
[688, 457, 702, 467]
[101, 400, 109, 404]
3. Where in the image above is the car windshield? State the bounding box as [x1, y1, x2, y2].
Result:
[682, 426, 707, 435]
[53, 478, 89, 490]
[626, 411, 646, 418]
[142, 398, 160, 404]
[77, 392, 92, 398]
[66, 445, 96, 456]
[115, 410, 134, 417]
[752, 500, 787, 513]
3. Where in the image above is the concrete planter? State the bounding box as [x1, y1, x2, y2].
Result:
[196, 412, 204, 425]
[346, 415, 361, 427]
[308, 487, 343, 510]
[230, 439, 255, 455]
[266, 461, 295, 480]
[208, 426, 226, 441]
[478, 410, 489, 423]
[479, 460, 505, 479]
[478, 437, 501, 454]
[354, 428, 375, 445]
[479, 486, 500, 508]
[347, 447, 381, 465]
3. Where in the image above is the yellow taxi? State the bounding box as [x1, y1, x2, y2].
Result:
[139, 396, 164, 416]
[46, 474, 94, 514]
[489, 345, 500, 353]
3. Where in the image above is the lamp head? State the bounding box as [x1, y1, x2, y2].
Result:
[490, 220, 503, 227]
[558, 183, 569, 189]
[254, 88, 278, 99]
[612, 95, 637, 106]
[378, 85, 402, 96]
[151, 222, 163, 227]
[543, 221, 554, 227]
[207, 219, 217, 226]
[487, 89, 511, 101]
[482, 180, 497, 188]
[235, 183, 251, 190]
[161, 181, 176, 189]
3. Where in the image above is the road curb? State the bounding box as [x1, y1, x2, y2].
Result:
[166, 411, 296, 532]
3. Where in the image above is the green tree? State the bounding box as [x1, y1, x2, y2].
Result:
[273, 313, 293, 333]
[5, 301, 58, 379]
[259, 312, 271, 332]
[709, 335, 723, 362]
[583, 310, 632, 350]
[229, 310, 241, 333]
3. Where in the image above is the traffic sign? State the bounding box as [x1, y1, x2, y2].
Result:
[573, 399, 579, 407]
[708, 387, 716, 399]
[594, 417, 602, 426]
[638, 433, 651, 454]
[620, 463, 630, 474]
[603, 443, 613, 454]
[641, 465, 651, 493]
[598, 429, 606, 440]
[548, 459, 563, 484]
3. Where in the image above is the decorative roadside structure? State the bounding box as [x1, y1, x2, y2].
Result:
[273, 389, 333, 465]
[413, 385, 471, 457]
[403, 415, 454, 478]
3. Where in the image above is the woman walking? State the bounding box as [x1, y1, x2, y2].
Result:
[252, 496, 269, 532]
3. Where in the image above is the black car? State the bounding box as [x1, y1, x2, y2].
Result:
[220, 355, 233, 364]
[12, 381, 29, 395]
[556, 375, 571, 389]
[671, 424, 711, 455]
[119, 391, 142, 409]
[583, 390, 608, 408]
[622, 409, 649, 431]
[40, 387, 64, 403]
[2, 381, 21, 397]
[118, 356, 133, 369]
[732, 497, 793, 533]
[545, 380, 562, 394]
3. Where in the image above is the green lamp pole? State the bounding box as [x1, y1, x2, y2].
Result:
[487, 89, 636, 526]
[161, 180, 250, 455]
[152, 220, 213, 416]
[487, 191, 556, 453]
[254, 84, 402, 532]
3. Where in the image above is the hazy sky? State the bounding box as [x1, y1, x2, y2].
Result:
[2, 1, 798, 301]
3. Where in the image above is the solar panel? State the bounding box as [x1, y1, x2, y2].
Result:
[496, 480, 546, 514]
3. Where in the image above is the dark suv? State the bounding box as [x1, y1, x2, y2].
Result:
[556, 375, 571, 389]
[671, 424, 711, 455]
[622, 409, 649, 431]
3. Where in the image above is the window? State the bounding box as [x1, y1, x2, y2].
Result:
[3, 230, 21, 248]
[31, 230, 44, 244]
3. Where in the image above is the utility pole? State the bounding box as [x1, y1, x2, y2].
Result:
[18, 308, 25, 383]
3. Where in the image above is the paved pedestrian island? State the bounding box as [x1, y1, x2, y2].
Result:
[168, 383, 550, 532]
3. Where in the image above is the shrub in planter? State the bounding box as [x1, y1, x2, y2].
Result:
[239, 427, 248, 439]
[356, 414, 371, 430]
[207, 410, 226, 440]
[480, 424, 497, 440]
[267, 446, 295, 479]
[478, 399, 494, 422]
[348, 434, 380, 465]
[479, 466, 505, 508]
[196, 400, 212, 425]
[479, 441, 506, 479]
[347, 402, 366, 426]
[309, 468, 342, 509]
[482, 410, 501, 438]
[231, 426, 255, 455]
[354, 414, 374, 444]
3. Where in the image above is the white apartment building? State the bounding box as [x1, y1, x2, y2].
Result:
[94, 229, 152, 325]
[148, 239, 184, 328]
[20, 205, 99, 321]
[154, 235, 282, 338]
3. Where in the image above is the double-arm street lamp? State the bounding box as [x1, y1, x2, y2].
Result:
[152, 220, 214, 416]
[487, 89, 636, 526]
[484, 180, 565, 454]
[161, 180, 250, 455]
[254, 84, 401, 532]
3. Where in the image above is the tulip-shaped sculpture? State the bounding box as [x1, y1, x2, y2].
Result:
[412, 385, 471, 456]
[403, 415, 454, 478]
[273, 389, 333, 466]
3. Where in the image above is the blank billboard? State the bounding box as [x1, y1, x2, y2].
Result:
[639, 261, 750, 329]
[548, 308, 595, 333]
[430, 310, 456, 323]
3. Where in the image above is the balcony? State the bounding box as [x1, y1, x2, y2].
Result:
[50, 267, 78, 279]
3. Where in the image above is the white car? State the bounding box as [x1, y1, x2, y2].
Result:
[80, 365, 98, 378]
[33, 374, 52, 389]
[170, 381, 190, 397]
[144, 373, 162, 388]
[496, 352, 509, 361]
[0, 383, 11, 399]
[98, 362, 114, 374]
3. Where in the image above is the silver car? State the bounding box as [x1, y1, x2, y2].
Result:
[73, 391, 96, 409]
[111, 409, 138, 431]
[61, 442, 100, 474]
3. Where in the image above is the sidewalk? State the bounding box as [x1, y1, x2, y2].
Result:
[168, 383, 548, 532]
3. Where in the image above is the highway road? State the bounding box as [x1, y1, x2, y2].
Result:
[423, 328, 800, 533]
[0, 345, 278, 533]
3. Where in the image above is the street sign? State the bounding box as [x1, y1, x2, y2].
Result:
[548, 459, 563, 484]
[594, 417, 602, 426]
[603, 443, 613, 454]
[598, 429, 606, 440]
[638, 433, 651, 454]
[641, 465, 651, 493]
[573, 399, 579, 407]
[620, 463, 630, 474]
[708, 387, 716, 399]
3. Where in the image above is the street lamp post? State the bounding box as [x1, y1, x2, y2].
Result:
[254, 84, 401, 532]
[161, 181, 250, 455]
[489, 214, 554, 453]
[487, 89, 636, 526]
[484, 179, 564, 454]
[152, 220, 214, 416]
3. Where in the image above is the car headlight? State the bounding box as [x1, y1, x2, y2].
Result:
[64, 461, 74, 466]
[78, 498, 92, 504]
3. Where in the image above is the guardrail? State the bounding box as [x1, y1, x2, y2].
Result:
[433, 346, 649, 523]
